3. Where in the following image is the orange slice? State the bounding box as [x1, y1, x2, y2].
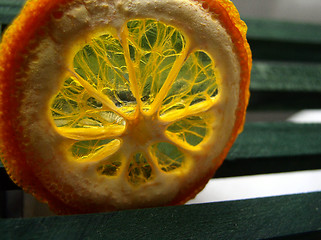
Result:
[0, 0, 251, 214]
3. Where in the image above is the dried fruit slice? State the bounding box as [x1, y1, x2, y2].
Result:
[0, 0, 251, 214]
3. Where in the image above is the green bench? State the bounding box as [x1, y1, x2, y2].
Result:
[1, 1, 321, 239]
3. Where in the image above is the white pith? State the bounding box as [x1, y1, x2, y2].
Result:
[20, 0, 240, 210]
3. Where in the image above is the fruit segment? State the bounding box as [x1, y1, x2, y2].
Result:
[150, 142, 185, 172]
[74, 35, 135, 116]
[160, 51, 220, 119]
[127, 152, 154, 185]
[166, 115, 209, 147]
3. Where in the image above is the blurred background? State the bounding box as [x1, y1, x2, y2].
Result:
[234, 0, 321, 24]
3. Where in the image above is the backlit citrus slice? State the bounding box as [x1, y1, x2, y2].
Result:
[0, 0, 251, 214]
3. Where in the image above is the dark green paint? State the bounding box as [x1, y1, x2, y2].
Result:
[251, 62, 321, 92]
[0, 192, 320, 240]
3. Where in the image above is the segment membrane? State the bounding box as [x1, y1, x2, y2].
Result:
[73, 33, 136, 116]
[51, 77, 85, 127]
[150, 142, 185, 172]
[51, 76, 125, 129]
[71, 139, 120, 160]
[166, 116, 208, 147]
[126, 19, 187, 112]
[127, 153, 154, 185]
[160, 51, 219, 118]
[97, 152, 123, 176]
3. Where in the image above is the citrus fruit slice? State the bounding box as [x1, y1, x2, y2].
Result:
[0, 0, 251, 214]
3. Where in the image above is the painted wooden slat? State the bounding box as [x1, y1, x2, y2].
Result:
[228, 122, 321, 160]
[0, 0, 25, 25]
[245, 19, 321, 62]
[248, 62, 321, 110]
[218, 122, 321, 177]
[0, 192, 320, 239]
[246, 18, 321, 44]
[251, 61, 321, 92]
